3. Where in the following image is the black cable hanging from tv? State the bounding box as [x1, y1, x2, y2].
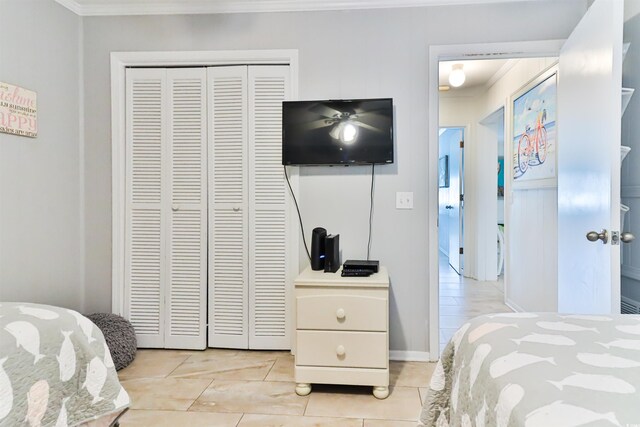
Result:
[367, 163, 375, 261]
[284, 165, 311, 262]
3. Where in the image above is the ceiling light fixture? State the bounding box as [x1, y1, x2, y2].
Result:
[329, 121, 359, 145]
[340, 122, 358, 144]
[449, 64, 466, 88]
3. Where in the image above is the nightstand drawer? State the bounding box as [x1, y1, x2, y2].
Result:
[296, 331, 387, 369]
[296, 294, 387, 331]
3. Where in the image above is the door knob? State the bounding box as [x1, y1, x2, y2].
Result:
[336, 308, 345, 320]
[621, 232, 635, 243]
[172, 205, 180, 212]
[445, 205, 453, 209]
[586, 229, 608, 244]
[336, 345, 345, 357]
[233, 207, 240, 212]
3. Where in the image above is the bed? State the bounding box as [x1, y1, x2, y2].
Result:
[420, 313, 640, 427]
[1, 302, 130, 427]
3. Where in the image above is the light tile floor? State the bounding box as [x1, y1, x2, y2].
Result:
[439, 255, 511, 350]
[118, 349, 436, 427]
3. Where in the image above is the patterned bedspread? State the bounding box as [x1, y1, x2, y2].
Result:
[420, 313, 640, 427]
[0, 303, 130, 426]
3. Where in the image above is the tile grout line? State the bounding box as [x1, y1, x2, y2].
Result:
[260, 358, 278, 381]
[235, 412, 245, 426]
[164, 354, 194, 378]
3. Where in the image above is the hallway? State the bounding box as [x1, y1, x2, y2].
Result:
[439, 255, 511, 351]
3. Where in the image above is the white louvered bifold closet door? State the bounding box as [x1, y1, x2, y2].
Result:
[208, 66, 250, 348]
[248, 66, 292, 349]
[165, 68, 207, 350]
[125, 68, 207, 350]
[125, 68, 166, 348]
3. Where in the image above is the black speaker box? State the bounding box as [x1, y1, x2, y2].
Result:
[324, 234, 340, 273]
[311, 227, 327, 271]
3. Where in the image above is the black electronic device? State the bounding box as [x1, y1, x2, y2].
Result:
[282, 98, 394, 166]
[310, 227, 327, 271]
[343, 259, 379, 273]
[341, 268, 373, 277]
[324, 234, 340, 273]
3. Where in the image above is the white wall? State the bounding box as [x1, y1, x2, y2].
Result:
[80, 2, 586, 353]
[482, 58, 559, 311]
[621, 4, 640, 305]
[0, 0, 83, 311]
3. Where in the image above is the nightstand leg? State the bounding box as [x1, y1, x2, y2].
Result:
[295, 383, 312, 396]
[373, 386, 389, 399]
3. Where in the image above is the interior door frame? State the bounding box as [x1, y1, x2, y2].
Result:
[428, 40, 564, 361]
[111, 50, 300, 332]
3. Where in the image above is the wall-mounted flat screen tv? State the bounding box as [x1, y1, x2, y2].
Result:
[282, 98, 394, 165]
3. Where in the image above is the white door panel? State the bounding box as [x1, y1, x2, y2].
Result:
[165, 68, 207, 350]
[125, 68, 207, 349]
[248, 65, 292, 349]
[125, 68, 165, 348]
[557, 0, 623, 313]
[208, 66, 250, 349]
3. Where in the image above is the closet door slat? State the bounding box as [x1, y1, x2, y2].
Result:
[125, 68, 166, 348]
[165, 68, 207, 350]
[248, 65, 292, 350]
[208, 66, 250, 349]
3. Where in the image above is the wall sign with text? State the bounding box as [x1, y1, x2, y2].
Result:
[0, 82, 38, 138]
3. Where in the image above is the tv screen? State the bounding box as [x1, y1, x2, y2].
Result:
[282, 98, 394, 165]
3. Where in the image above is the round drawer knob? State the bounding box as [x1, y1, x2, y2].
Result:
[336, 345, 345, 357]
[172, 204, 180, 212]
[336, 308, 345, 320]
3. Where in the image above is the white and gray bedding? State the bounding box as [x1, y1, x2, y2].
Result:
[0, 303, 130, 427]
[420, 313, 640, 427]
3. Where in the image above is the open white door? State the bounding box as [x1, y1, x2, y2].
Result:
[448, 129, 464, 274]
[557, 0, 623, 314]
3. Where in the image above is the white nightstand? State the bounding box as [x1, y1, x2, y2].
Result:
[293, 266, 390, 399]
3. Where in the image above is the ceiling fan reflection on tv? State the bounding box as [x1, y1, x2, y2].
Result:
[302, 103, 386, 144]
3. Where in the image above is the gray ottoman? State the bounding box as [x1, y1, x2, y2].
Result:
[87, 313, 137, 370]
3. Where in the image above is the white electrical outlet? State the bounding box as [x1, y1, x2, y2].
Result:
[396, 192, 414, 209]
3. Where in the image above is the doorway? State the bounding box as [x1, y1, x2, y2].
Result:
[429, 46, 563, 359]
[437, 60, 515, 350]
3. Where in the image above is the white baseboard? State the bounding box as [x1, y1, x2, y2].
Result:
[389, 350, 431, 362]
[505, 298, 525, 313]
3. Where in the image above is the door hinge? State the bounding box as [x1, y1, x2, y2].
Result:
[459, 247, 464, 255]
[460, 194, 464, 202]
[460, 140, 464, 148]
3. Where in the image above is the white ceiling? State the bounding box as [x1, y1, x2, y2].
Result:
[439, 59, 513, 90]
[54, 0, 545, 16]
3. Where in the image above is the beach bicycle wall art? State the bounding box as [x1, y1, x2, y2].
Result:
[512, 66, 557, 188]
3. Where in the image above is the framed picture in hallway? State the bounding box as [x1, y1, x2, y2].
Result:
[511, 65, 558, 189]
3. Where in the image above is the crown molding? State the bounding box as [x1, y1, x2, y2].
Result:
[55, 0, 540, 17]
